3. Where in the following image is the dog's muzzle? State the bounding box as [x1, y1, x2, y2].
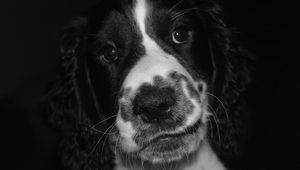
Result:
[112, 53, 209, 163]
[113, 71, 208, 157]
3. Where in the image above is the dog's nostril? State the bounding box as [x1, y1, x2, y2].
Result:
[133, 86, 176, 123]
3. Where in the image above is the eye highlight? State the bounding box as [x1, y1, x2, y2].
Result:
[100, 43, 119, 64]
[171, 28, 192, 44]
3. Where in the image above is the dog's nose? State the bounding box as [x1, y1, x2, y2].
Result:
[133, 86, 176, 123]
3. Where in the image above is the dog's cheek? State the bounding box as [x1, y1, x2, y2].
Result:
[181, 80, 209, 127]
[116, 114, 139, 153]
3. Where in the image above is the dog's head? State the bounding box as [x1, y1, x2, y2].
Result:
[88, 0, 214, 163]
[49, 0, 252, 168]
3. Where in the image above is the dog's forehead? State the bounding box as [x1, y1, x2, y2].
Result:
[92, 0, 207, 89]
[96, 0, 191, 37]
[114, 0, 195, 95]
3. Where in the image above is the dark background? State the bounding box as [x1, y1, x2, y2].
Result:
[0, 0, 299, 169]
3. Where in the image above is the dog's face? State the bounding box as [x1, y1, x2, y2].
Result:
[86, 0, 215, 164]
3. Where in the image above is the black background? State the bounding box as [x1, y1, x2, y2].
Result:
[0, 0, 299, 169]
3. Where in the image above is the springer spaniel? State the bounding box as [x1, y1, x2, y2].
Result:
[47, 0, 252, 170]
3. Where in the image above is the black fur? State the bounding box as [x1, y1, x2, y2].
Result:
[46, 0, 253, 169]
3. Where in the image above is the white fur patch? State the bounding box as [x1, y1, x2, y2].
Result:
[116, 113, 138, 152]
[179, 80, 205, 127]
[122, 0, 197, 97]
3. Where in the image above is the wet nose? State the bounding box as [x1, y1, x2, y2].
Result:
[133, 86, 176, 123]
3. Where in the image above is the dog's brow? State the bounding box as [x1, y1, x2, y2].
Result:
[168, 0, 185, 13]
[171, 7, 198, 20]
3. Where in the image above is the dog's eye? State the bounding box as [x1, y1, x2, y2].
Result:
[172, 28, 191, 44]
[101, 45, 118, 63]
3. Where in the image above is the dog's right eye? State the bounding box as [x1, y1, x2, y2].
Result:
[100, 44, 119, 64]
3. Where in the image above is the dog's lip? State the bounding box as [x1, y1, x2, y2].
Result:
[140, 118, 202, 150]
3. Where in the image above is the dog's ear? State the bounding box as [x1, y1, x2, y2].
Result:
[46, 17, 114, 169]
[47, 17, 88, 129]
[48, 16, 106, 128]
[195, 1, 254, 167]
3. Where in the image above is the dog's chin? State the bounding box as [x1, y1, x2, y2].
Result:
[111, 127, 201, 167]
[138, 133, 202, 164]
[113, 117, 207, 167]
[140, 139, 188, 163]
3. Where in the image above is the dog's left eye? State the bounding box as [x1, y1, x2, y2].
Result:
[172, 28, 191, 44]
[101, 45, 119, 63]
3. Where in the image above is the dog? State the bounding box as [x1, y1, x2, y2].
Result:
[47, 0, 252, 169]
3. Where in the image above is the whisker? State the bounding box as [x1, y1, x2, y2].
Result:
[91, 115, 117, 129]
[128, 151, 134, 170]
[168, 0, 185, 13]
[80, 122, 116, 135]
[208, 117, 214, 139]
[88, 123, 116, 156]
[100, 123, 116, 156]
[90, 126, 117, 135]
[206, 92, 229, 121]
[207, 104, 222, 145]
[171, 7, 198, 20]
[114, 135, 121, 155]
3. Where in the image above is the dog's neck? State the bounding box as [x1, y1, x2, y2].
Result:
[114, 141, 227, 170]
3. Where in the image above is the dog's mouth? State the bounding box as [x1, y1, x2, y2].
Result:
[126, 118, 204, 163]
[140, 118, 202, 150]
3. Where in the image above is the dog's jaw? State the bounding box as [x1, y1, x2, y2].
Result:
[113, 141, 227, 170]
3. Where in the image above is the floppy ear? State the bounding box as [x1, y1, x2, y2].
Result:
[46, 17, 114, 169]
[196, 0, 254, 167]
[47, 17, 88, 130]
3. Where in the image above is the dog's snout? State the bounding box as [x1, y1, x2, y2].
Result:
[133, 86, 176, 123]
